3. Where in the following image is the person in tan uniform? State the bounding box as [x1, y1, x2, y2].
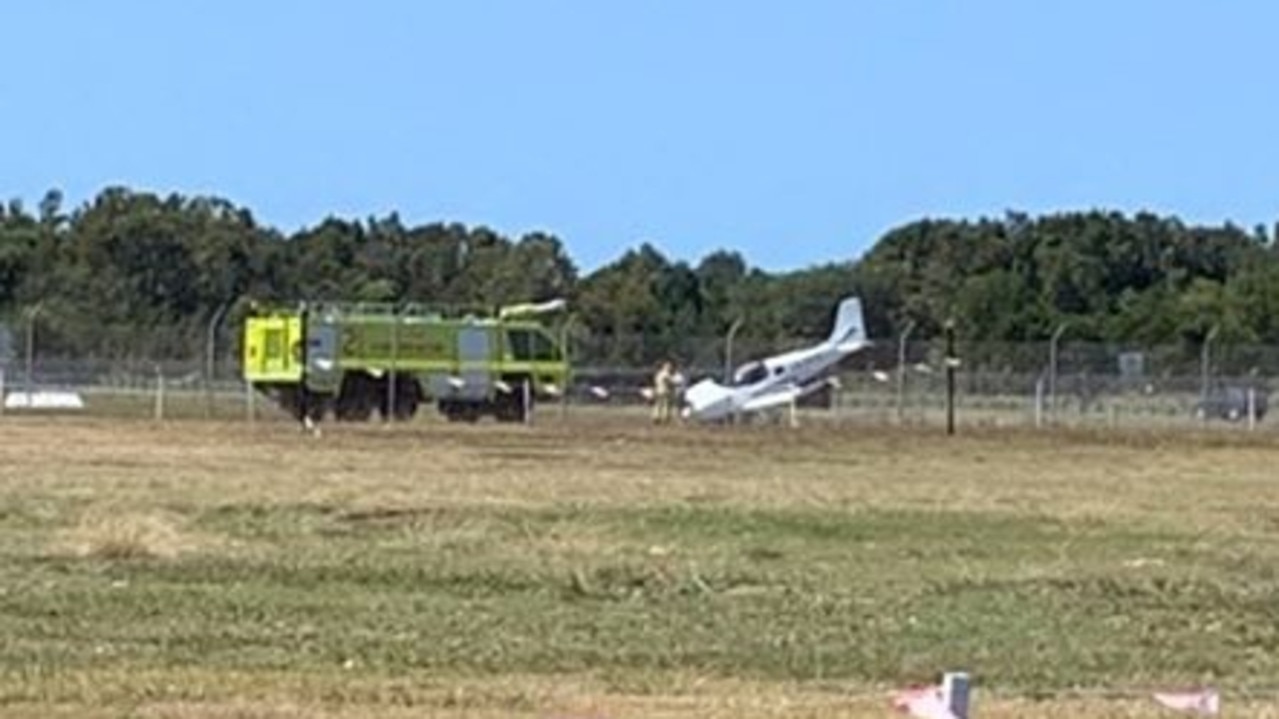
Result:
[652, 360, 677, 424]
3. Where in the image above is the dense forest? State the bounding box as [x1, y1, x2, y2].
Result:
[1, 187, 1277, 371]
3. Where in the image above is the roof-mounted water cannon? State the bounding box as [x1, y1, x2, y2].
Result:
[497, 298, 568, 320]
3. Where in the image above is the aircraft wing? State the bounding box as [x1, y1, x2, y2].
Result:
[740, 385, 804, 413]
[739, 380, 834, 414]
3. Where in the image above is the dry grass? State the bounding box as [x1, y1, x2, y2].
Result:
[12, 415, 1279, 542]
[50, 507, 218, 560]
[2, 413, 1279, 716]
[3, 666, 1276, 719]
[4, 673, 1278, 718]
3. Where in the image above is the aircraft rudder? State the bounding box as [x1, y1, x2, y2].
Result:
[829, 296, 866, 344]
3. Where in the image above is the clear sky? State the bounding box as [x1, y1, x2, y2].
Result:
[2, 1, 1276, 273]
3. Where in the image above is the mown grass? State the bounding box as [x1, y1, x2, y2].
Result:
[2, 416, 1279, 716]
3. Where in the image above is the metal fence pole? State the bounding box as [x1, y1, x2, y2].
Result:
[1048, 322, 1068, 424]
[896, 320, 915, 425]
[205, 300, 232, 419]
[560, 315, 577, 419]
[154, 364, 165, 422]
[1034, 375, 1044, 428]
[25, 302, 44, 398]
[387, 310, 399, 422]
[724, 317, 744, 383]
[1200, 325, 1219, 422]
[945, 320, 957, 436]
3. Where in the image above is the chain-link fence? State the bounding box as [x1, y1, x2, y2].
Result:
[0, 317, 1273, 433]
[0, 317, 257, 421]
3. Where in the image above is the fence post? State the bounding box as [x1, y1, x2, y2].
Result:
[1034, 375, 1044, 428]
[897, 320, 915, 425]
[1049, 322, 1068, 425]
[0, 366, 5, 417]
[205, 300, 231, 419]
[387, 311, 399, 423]
[154, 364, 165, 422]
[522, 377, 532, 425]
[25, 302, 44, 400]
[1248, 387, 1257, 431]
[245, 381, 256, 424]
[945, 320, 957, 436]
[1200, 325, 1218, 426]
[829, 376, 841, 420]
[560, 315, 577, 420]
[723, 317, 745, 382]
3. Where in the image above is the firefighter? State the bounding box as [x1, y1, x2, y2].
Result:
[652, 360, 677, 424]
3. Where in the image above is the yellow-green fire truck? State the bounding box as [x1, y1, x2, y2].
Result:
[240, 299, 570, 423]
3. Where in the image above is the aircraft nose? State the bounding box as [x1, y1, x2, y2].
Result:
[685, 381, 726, 414]
[682, 379, 735, 420]
[688, 395, 732, 420]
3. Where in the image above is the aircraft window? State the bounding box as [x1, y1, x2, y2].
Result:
[774, 366, 784, 376]
[733, 362, 768, 386]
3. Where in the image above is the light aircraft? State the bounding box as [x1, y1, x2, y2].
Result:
[681, 296, 869, 422]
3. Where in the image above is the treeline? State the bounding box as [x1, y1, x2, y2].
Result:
[1, 187, 1277, 370]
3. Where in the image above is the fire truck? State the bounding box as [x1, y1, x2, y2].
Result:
[240, 299, 570, 424]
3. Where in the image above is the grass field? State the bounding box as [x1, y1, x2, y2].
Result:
[2, 412, 1279, 717]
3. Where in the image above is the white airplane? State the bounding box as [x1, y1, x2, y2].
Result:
[681, 296, 869, 422]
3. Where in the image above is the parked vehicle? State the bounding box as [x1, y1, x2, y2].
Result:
[241, 299, 570, 425]
[1193, 385, 1268, 422]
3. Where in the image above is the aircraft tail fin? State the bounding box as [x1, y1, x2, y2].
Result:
[828, 296, 866, 346]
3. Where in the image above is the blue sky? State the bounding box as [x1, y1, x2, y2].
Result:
[2, 1, 1276, 273]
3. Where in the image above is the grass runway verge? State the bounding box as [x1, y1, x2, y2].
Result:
[2, 414, 1279, 716]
